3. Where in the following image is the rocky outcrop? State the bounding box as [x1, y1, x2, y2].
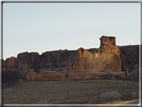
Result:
[3, 52, 39, 72]
[19, 69, 38, 83]
[118, 45, 139, 65]
[26, 69, 38, 82]
[87, 45, 140, 79]
[129, 67, 140, 79]
[35, 50, 76, 72]
[2, 35, 140, 85]
[37, 69, 67, 81]
[17, 52, 39, 71]
[2, 50, 76, 86]
[4, 57, 18, 68]
[117, 45, 140, 79]
[67, 36, 129, 79]
[19, 69, 67, 83]
[118, 45, 140, 77]
[3, 57, 18, 72]
[2, 52, 39, 86]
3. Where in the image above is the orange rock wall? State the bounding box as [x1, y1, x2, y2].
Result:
[19, 69, 67, 83]
[3, 36, 131, 84]
[67, 36, 129, 79]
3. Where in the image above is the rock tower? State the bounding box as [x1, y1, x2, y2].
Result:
[67, 35, 129, 79]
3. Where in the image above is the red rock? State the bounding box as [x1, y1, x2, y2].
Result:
[26, 69, 38, 82]
[3, 36, 140, 85]
[37, 69, 67, 81]
[17, 52, 39, 70]
[68, 36, 129, 79]
[19, 79, 25, 83]
[19, 69, 67, 82]
[4, 57, 18, 68]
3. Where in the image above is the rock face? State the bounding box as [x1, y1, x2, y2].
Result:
[3, 57, 18, 72]
[35, 50, 77, 73]
[2, 50, 76, 86]
[2, 52, 39, 86]
[37, 69, 67, 81]
[19, 69, 67, 83]
[2, 35, 139, 85]
[67, 36, 129, 79]
[118, 45, 140, 79]
[19, 69, 38, 83]
[17, 52, 39, 72]
[4, 57, 18, 68]
[26, 69, 38, 82]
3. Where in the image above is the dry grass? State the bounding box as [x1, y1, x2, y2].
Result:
[2, 79, 139, 104]
[104, 99, 139, 104]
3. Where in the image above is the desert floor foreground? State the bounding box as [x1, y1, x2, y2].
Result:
[2, 79, 139, 104]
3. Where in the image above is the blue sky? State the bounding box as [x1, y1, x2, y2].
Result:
[3, 3, 140, 60]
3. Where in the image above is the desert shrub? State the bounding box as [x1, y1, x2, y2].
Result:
[121, 91, 139, 100]
[131, 91, 139, 99]
[100, 91, 122, 103]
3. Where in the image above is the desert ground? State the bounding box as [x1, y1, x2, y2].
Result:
[2, 79, 139, 104]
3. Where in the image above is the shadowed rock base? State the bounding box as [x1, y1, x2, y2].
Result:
[19, 69, 67, 83]
[19, 69, 128, 83]
[67, 71, 127, 80]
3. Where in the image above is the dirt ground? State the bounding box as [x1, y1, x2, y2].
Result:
[2, 79, 139, 104]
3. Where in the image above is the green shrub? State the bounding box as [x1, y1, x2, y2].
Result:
[100, 91, 122, 103]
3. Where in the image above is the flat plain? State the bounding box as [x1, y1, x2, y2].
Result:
[2, 79, 139, 104]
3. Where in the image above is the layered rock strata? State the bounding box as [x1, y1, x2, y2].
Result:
[19, 69, 67, 83]
[67, 36, 129, 79]
[2, 36, 136, 84]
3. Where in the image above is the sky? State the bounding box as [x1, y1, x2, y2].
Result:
[2, 2, 140, 60]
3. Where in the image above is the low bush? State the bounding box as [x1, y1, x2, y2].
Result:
[131, 91, 139, 99]
[121, 91, 139, 100]
[100, 91, 122, 103]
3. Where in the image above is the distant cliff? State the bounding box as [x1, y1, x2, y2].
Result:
[118, 45, 140, 79]
[2, 36, 140, 86]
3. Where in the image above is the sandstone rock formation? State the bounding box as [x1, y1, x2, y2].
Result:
[19, 69, 37, 83]
[3, 52, 39, 74]
[17, 52, 39, 72]
[19, 69, 67, 83]
[88, 45, 140, 79]
[118, 45, 140, 79]
[67, 36, 129, 79]
[2, 35, 139, 86]
[37, 69, 67, 81]
[129, 67, 140, 80]
[26, 69, 38, 82]
[2, 52, 39, 86]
